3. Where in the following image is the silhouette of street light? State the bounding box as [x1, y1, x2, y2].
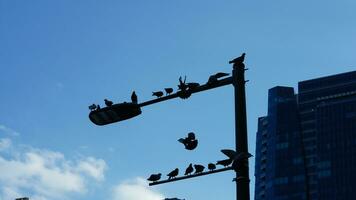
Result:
[88, 53, 251, 200]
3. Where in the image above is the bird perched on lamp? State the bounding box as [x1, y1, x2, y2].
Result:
[89, 104, 97, 111]
[104, 99, 113, 107]
[131, 91, 138, 104]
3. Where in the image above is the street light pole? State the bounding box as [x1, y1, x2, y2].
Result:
[88, 54, 251, 200]
[233, 63, 250, 200]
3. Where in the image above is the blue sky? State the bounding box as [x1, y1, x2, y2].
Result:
[1, 1, 356, 200]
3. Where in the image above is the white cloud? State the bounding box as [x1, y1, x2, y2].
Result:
[77, 157, 107, 181]
[112, 177, 165, 200]
[0, 138, 11, 151]
[1, 187, 23, 200]
[0, 138, 107, 200]
[0, 124, 20, 136]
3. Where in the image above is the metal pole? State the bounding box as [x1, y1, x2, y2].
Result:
[232, 63, 250, 200]
[149, 167, 233, 186]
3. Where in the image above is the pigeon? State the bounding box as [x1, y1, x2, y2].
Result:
[89, 104, 97, 111]
[221, 149, 253, 161]
[178, 132, 198, 150]
[187, 82, 200, 90]
[194, 164, 205, 174]
[178, 76, 188, 91]
[184, 163, 194, 175]
[187, 132, 195, 140]
[216, 159, 233, 167]
[104, 99, 113, 107]
[152, 91, 164, 98]
[147, 173, 162, 182]
[231, 152, 253, 171]
[131, 91, 138, 104]
[214, 72, 230, 79]
[229, 53, 246, 65]
[207, 75, 218, 85]
[167, 168, 179, 179]
[164, 88, 174, 95]
[220, 149, 253, 171]
[208, 163, 216, 171]
[221, 149, 237, 159]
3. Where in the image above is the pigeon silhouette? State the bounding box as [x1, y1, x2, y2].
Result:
[207, 75, 218, 85]
[131, 91, 138, 104]
[89, 104, 97, 111]
[104, 99, 113, 107]
[221, 149, 253, 160]
[164, 88, 173, 95]
[147, 173, 161, 182]
[208, 163, 216, 171]
[214, 72, 230, 79]
[152, 91, 164, 98]
[187, 132, 195, 140]
[178, 132, 198, 150]
[216, 159, 233, 167]
[220, 149, 253, 171]
[184, 163, 194, 175]
[229, 53, 246, 65]
[167, 168, 179, 179]
[187, 82, 200, 90]
[178, 76, 188, 91]
[194, 164, 205, 174]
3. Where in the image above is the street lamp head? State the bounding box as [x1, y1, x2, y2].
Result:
[89, 102, 142, 125]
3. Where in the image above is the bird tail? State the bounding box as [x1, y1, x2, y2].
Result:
[178, 138, 185, 143]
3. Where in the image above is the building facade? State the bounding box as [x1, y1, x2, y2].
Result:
[255, 71, 356, 200]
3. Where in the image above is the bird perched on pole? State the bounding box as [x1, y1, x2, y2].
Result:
[167, 168, 179, 179]
[207, 72, 230, 85]
[184, 163, 194, 175]
[147, 173, 161, 182]
[178, 76, 188, 91]
[229, 53, 246, 65]
[221, 149, 253, 171]
[164, 88, 174, 95]
[152, 91, 164, 98]
[131, 91, 138, 104]
[208, 163, 216, 171]
[221, 149, 253, 161]
[194, 164, 205, 174]
[216, 158, 233, 167]
[104, 99, 113, 107]
[186, 82, 200, 90]
[178, 132, 198, 150]
[214, 72, 230, 79]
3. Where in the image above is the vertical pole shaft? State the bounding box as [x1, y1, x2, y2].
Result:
[232, 63, 250, 200]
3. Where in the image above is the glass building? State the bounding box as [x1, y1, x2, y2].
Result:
[255, 71, 356, 200]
